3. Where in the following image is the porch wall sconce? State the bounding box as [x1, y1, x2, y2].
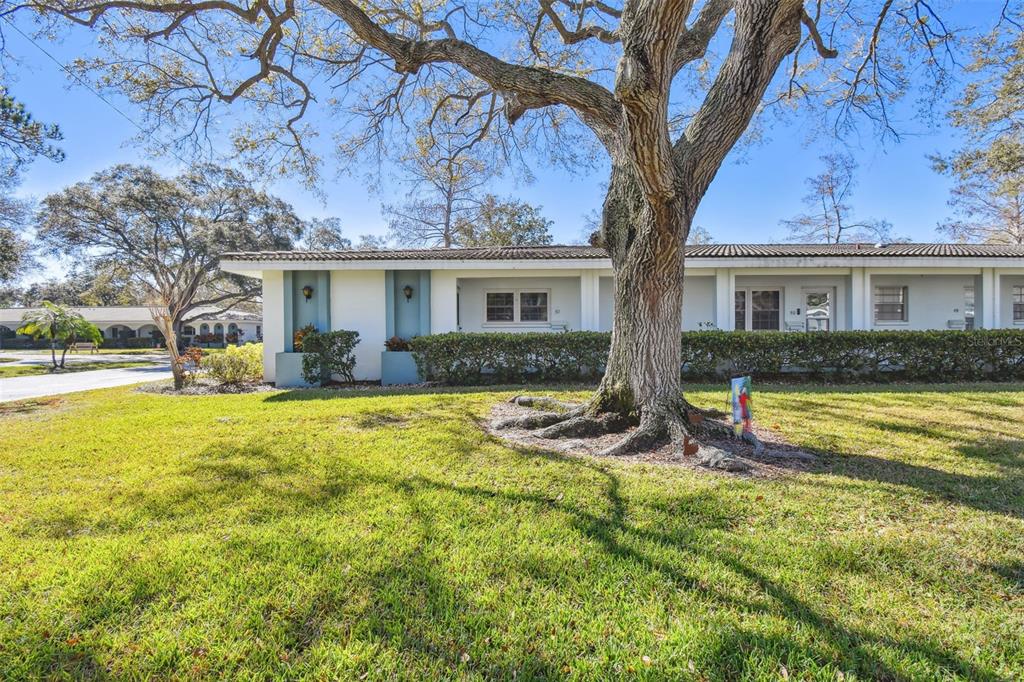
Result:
[402, 284, 414, 301]
[302, 285, 314, 301]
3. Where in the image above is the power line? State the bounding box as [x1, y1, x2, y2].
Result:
[1, 13, 196, 168]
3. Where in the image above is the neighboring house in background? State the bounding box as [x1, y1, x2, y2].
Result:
[0, 305, 262, 348]
[219, 243, 1024, 385]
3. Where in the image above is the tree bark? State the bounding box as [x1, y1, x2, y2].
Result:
[587, 163, 688, 429]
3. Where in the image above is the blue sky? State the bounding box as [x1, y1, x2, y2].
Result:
[3, 3, 1000, 280]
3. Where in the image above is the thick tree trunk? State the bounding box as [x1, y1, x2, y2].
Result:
[588, 164, 689, 430]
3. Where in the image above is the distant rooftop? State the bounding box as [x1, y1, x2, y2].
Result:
[222, 242, 1024, 262]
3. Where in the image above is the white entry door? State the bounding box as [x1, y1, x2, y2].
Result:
[804, 289, 833, 332]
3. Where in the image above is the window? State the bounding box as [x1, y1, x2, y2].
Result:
[1014, 285, 1024, 322]
[519, 292, 548, 322]
[485, 292, 515, 322]
[874, 286, 907, 323]
[734, 291, 746, 331]
[964, 286, 975, 330]
[734, 289, 780, 331]
[183, 325, 196, 336]
[751, 290, 781, 330]
[200, 323, 210, 335]
[485, 289, 551, 324]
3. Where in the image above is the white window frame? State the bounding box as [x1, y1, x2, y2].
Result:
[734, 287, 783, 331]
[873, 285, 909, 325]
[1013, 285, 1024, 323]
[483, 288, 552, 326]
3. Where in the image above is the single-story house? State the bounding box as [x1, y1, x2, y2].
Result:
[219, 243, 1024, 385]
[0, 305, 262, 348]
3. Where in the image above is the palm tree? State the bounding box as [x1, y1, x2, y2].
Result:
[16, 301, 99, 369]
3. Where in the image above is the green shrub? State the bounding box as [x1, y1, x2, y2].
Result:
[205, 343, 263, 385]
[410, 330, 1024, 385]
[301, 330, 360, 385]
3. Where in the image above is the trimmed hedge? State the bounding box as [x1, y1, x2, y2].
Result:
[410, 330, 1024, 384]
[302, 329, 360, 385]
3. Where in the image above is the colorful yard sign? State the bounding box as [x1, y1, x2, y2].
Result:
[731, 376, 753, 437]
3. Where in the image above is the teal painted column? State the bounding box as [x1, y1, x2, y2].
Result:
[418, 270, 431, 337]
[385, 270, 396, 339]
[283, 271, 294, 352]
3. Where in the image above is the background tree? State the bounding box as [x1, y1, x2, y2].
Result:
[0, 85, 64, 173]
[781, 153, 894, 244]
[16, 301, 100, 370]
[0, 81, 64, 286]
[0, 265, 145, 307]
[457, 195, 553, 247]
[0, 171, 36, 284]
[36, 164, 303, 388]
[20, 0, 978, 455]
[301, 217, 352, 250]
[933, 10, 1023, 244]
[384, 134, 494, 248]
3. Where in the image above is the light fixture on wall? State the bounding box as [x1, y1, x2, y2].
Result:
[403, 284, 414, 301]
[302, 285, 314, 301]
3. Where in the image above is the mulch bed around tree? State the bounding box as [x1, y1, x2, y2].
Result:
[487, 400, 819, 478]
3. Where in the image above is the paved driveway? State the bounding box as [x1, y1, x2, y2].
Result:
[0, 361, 172, 403]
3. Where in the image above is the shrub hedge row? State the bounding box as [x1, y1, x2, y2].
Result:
[409, 330, 1024, 384]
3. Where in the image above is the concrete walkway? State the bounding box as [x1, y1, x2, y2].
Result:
[0, 362, 172, 403]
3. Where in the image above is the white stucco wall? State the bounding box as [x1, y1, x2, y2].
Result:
[870, 274, 975, 330]
[458, 276, 582, 332]
[261, 271, 285, 382]
[683, 276, 716, 330]
[331, 270, 386, 381]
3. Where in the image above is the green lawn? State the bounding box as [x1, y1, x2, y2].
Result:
[0, 385, 1021, 680]
[0, 360, 156, 378]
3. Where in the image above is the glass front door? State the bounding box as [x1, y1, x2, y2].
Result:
[804, 289, 832, 332]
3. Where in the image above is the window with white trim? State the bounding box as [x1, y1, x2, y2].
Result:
[485, 292, 515, 322]
[874, 286, 908, 323]
[485, 289, 550, 324]
[519, 292, 548, 322]
[734, 288, 781, 331]
[1014, 285, 1024, 322]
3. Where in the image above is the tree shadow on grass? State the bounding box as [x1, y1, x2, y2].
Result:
[11, 396, 1016, 679]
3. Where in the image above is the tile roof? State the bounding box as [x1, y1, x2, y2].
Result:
[221, 243, 1024, 262]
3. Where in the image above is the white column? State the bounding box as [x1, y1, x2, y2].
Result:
[981, 268, 995, 328]
[430, 270, 459, 333]
[331, 270, 386, 381]
[261, 270, 285, 382]
[851, 268, 864, 329]
[714, 268, 734, 330]
[579, 270, 600, 331]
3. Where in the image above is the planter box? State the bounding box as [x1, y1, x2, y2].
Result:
[275, 351, 317, 388]
[381, 351, 422, 385]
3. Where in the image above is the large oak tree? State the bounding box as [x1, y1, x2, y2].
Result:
[37, 163, 303, 388]
[18, 0, 980, 453]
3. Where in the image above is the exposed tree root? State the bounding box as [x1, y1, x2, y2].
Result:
[536, 412, 630, 439]
[597, 418, 667, 456]
[508, 395, 581, 412]
[502, 393, 751, 470]
[493, 411, 567, 431]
